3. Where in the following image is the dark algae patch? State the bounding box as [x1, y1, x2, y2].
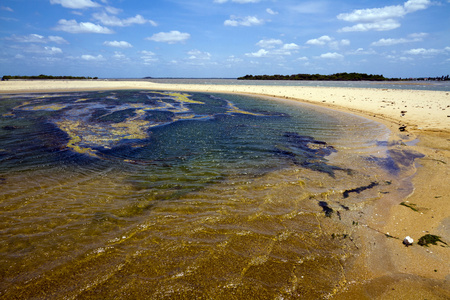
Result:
[343, 181, 379, 199]
[275, 132, 350, 177]
[417, 234, 448, 247]
[400, 201, 419, 212]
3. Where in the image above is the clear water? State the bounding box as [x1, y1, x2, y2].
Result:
[0, 90, 419, 298]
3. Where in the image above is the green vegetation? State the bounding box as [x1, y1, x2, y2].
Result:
[417, 234, 448, 247]
[238, 72, 400, 81]
[238, 72, 450, 81]
[2, 74, 98, 81]
[400, 201, 419, 212]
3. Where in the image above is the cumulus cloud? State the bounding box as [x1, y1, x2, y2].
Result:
[81, 54, 105, 61]
[44, 46, 63, 54]
[282, 43, 300, 50]
[306, 35, 332, 46]
[337, 0, 432, 32]
[306, 36, 350, 49]
[187, 49, 211, 60]
[404, 47, 449, 55]
[266, 8, 278, 15]
[371, 33, 428, 46]
[245, 49, 269, 57]
[103, 40, 132, 48]
[54, 19, 114, 34]
[48, 36, 70, 44]
[93, 12, 157, 27]
[146, 31, 190, 44]
[246, 40, 300, 57]
[6, 34, 69, 44]
[50, 0, 100, 9]
[319, 52, 344, 59]
[224, 15, 266, 26]
[256, 39, 283, 49]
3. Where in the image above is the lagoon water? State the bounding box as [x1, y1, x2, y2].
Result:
[0, 90, 418, 298]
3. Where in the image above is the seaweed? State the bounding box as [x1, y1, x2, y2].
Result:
[417, 234, 448, 247]
[400, 201, 419, 212]
[343, 182, 379, 199]
[318, 201, 334, 217]
[274, 132, 350, 177]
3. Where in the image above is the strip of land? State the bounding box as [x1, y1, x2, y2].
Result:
[1, 80, 449, 298]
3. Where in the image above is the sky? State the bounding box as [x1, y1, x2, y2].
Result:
[1, 0, 449, 78]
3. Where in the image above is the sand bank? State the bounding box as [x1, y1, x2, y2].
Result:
[1, 80, 449, 297]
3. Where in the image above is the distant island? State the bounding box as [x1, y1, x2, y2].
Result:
[238, 72, 450, 82]
[2, 74, 98, 81]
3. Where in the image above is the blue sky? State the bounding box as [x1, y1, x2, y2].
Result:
[1, 0, 449, 78]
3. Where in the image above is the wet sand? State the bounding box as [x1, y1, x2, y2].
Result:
[1, 80, 449, 298]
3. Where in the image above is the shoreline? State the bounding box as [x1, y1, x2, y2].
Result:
[1, 80, 449, 297]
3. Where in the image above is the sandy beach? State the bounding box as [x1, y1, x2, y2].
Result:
[1, 80, 449, 298]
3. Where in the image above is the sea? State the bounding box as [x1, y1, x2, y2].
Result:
[0, 80, 442, 299]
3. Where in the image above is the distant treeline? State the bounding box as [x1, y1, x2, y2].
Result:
[238, 73, 401, 81]
[416, 75, 450, 81]
[2, 74, 98, 81]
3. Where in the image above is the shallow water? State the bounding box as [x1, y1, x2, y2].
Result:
[0, 91, 419, 298]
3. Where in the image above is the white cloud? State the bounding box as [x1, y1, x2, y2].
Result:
[245, 49, 269, 57]
[54, 19, 114, 34]
[48, 36, 70, 44]
[105, 6, 122, 15]
[224, 15, 266, 26]
[371, 33, 427, 46]
[140, 50, 158, 64]
[339, 19, 401, 32]
[187, 49, 211, 60]
[103, 40, 132, 48]
[306, 36, 350, 49]
[347, 48, 377, 55]
[81, 54, 105, 61]
[306, 35, 332, 46]
[337, 0, 431, 32]
[6, 34, 69, 44]
[1, 6, 13, 12]
[227, 55, 243, 63]
[113, 51, 126, 59]
[146, 31, 190, 44]
[256, 39, 283, 49]
[93, 12, 157, 27]
[319, 52, 344, 59]
[282, 43, 300, 50]
[404, 48, 445, 55]
[247, 39, 301, 57]
[50, 0, 100, 9]
[266, 8, 278, 15]
[44, 46, 63, 54]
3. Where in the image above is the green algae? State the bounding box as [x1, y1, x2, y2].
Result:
[417, 234, 448, 247]
[11, 91, 267, 158]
